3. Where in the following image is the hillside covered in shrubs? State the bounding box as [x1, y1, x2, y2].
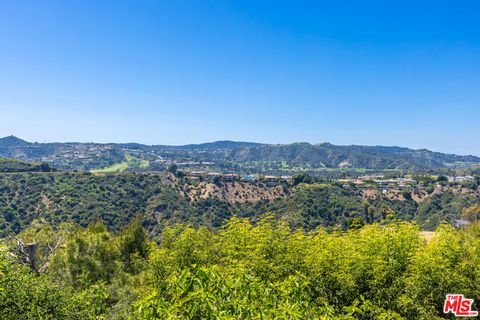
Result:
[1, 217, 480, 319]
[0, 172, 479, 237]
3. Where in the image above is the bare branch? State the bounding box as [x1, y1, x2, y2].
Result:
[6, 234, 64, 276]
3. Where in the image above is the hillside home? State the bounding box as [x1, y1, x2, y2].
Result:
[207, 172, 222, 181]
[264, 175, 279, 182]
[448, 176, 475, 183]
[242, 175, 257, 182]
[224, 173, 240, 181]
[190, 171, 206, 177]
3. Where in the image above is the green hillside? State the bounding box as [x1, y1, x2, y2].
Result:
[90, 154, 149, 173]
[1, 136, 479, 172]
[0, 171, 477, 236]
[0, 158, 53, 173]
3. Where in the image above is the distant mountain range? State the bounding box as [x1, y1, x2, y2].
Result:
[0, 135, 479, 172]
[153, 140, 263, 151]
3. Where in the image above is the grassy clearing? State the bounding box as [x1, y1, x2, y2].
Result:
[138, 159, 149, 169]
[90, 154, 149, 173]
[91, 161, 129, 173]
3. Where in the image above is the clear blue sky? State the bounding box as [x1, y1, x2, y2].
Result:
[0, 1, 479, 155]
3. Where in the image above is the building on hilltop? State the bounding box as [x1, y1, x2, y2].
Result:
[224, 173, 240, 181]
[448, 176, 475, 183]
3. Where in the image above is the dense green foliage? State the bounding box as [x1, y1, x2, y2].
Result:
[1, 218, 480, 319]
[264, 184, 418, 230]
[0, 158, 53, 173]
[415, 190, 479, 230]
[0, 172, 159, 236]
[0, 172, 477, 237]
[0, 250, 101, 319]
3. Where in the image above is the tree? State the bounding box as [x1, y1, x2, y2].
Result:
[167, 164, 177, 174]
[349, 217, 364, 229]
[119, 214, 149, 273]
[0, 252, 93, 319]
[462, 204, 480, 222]
[50, 221, 119, 288]
[380, 204, 394, 220]
[363, 201, 374, 224]
[39, 162, 52, 172]
[292, 172, 313, 185]
[7, 221, 70, 275]
[437, 175, 448, 183]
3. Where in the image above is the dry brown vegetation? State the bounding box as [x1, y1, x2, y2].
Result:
[181, 181, 289, 203]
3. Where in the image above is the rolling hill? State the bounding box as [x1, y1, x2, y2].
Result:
[0, 135, 479, 172]
[222, 143, 480, 170]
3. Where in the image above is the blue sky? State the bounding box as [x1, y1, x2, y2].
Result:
[0, 1, 479, 155]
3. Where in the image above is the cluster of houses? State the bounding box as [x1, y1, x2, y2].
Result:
[337, 176, 418, 190]
[447, 175, 475, 183]
[46, 145, 115, 166]
[187, 171, 239, 182]
[185, 171, 293, 184]
[338, 174, 477, 190]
